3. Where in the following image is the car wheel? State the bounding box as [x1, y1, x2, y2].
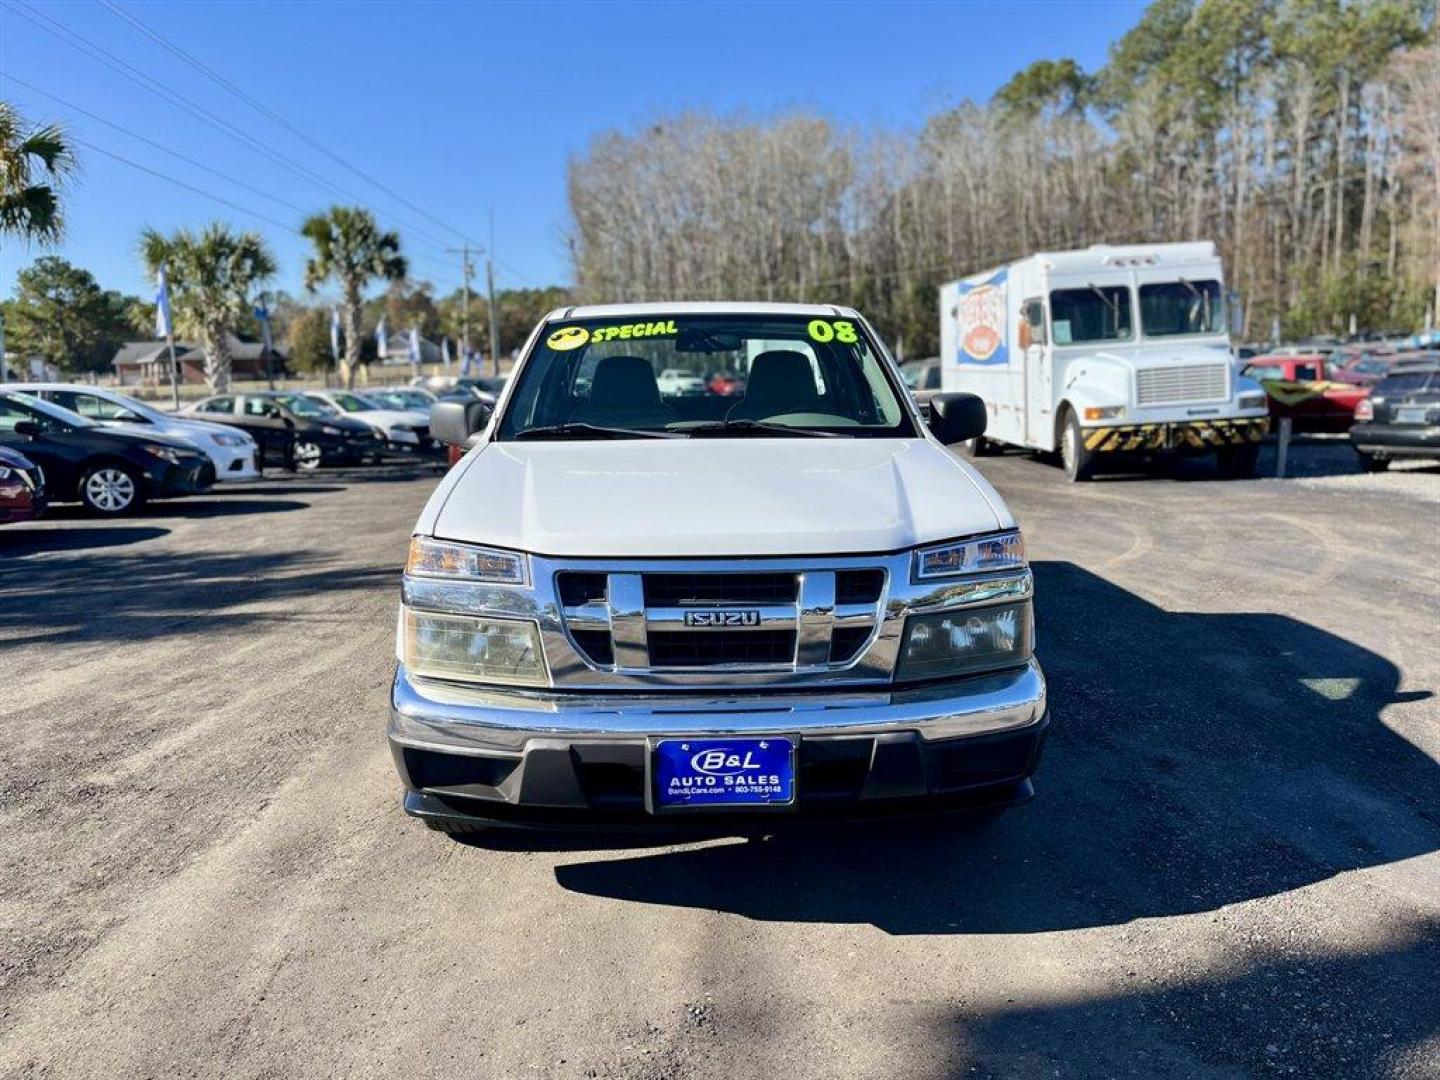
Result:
[1216, 443, 1260, 479]
[1059, 410, 1095, 482]
[1358, 452, 1390, 473]
[293, 440, 322, 471]
[964, 434, 995, 458]
[79, 463, 142, 515]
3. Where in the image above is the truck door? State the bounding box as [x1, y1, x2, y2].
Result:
[1020, 298, 1048, 447]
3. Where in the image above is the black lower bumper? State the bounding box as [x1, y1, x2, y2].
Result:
[1350, 423, 1440, 457]
[150, 459, 216, 497]
[394, 712, 1050, 832]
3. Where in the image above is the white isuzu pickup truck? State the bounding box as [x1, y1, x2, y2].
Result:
[390, 302, 1047, 834]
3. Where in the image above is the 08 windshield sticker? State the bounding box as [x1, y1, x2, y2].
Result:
[546, 320, 679, 352]
[807, 319, 858, 344]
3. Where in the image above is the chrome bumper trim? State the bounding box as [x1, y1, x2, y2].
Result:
[388, 659, 1046, 754]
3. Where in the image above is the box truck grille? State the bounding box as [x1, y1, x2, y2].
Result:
[1135, 364, 1228, 406]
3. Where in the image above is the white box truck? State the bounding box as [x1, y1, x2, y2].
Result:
[939, 242, 1269, 481]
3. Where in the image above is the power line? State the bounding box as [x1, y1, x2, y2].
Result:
[97, 0, 482, 251]
[73, 139, 463, 289]
[2, 69, 313, 219]
[2, 0, 457, 254]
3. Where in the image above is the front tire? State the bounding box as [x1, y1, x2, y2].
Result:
[79, 463, 142, 515]
[963, 434, 996, 458]
[1357, 452, 1390, 472]
[1216, 443, 1260, 479]
[1059, 410, 1095, 482]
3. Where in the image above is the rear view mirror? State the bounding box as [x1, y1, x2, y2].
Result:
[927, 393, 987, 445]
[431, 399, 491, 446]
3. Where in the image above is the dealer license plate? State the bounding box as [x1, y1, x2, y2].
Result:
[1396, 406, 1428, 424]
[653, 737, 795, 809]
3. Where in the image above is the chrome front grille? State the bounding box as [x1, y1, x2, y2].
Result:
[1135, 363, 1229, 406]
[559, 567, 886, 673]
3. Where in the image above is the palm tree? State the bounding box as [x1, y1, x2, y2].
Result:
[140, 223, 276, 392]
[301, 206, 407, 388]
[0, 101, 75, 245]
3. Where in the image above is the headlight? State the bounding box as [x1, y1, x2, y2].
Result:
[1083, 405, 1125, 421]
[406, 536, 527, 585]
[142, 445, 184, 465]
[212, 432, 249, 447]
[896, 602, 1033, 682]
[0, 467, 11, 481]
[914, 530, 1025, 581]
[1238, 392, 1267, 410]
[401, 608, 546, 686]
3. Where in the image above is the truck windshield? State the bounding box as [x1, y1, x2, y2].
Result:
[1140, 279, 1225, 336]
[498, 314, 913, 439]
[1048, 286, 1132, 344]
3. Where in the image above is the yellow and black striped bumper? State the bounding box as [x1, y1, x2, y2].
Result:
[1083, 417, 1269, 453]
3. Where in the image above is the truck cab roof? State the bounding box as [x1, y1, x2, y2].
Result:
[547, 301, 861, 321]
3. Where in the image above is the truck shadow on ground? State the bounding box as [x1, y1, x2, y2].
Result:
[0, 548, 394, 647]
[946, 927, 1440, 1078]
[555, 561, 1438, 937]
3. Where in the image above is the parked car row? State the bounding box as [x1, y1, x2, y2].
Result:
[0, 389, 217, 517]
[0, 381, 470, 522]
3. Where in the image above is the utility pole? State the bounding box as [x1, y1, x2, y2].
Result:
[0, 310, 7, 383]
[445, 244, 478, 374]
[487, 208, 501, 376]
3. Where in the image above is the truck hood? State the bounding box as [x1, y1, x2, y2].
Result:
[429, 438, 1011, 558]
[1083, 342, 1233, 370]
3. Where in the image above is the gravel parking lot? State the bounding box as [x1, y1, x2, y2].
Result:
[2, 453, 1437, 1079]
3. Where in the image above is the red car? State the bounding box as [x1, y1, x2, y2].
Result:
[707, 371, 746, 396]
[1242, 353, 1371, 434]
[0, 444, 46, 523]
[1330, 349, 1401, 388]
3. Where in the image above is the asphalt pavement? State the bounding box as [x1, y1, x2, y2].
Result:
[2, 452, 1437, 1079]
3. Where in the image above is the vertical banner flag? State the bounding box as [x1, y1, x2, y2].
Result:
[953, 268, 1008, 366]
[441, 337, 452, 369]
[155, 265, 174, 339]
[376, 315, 388, 360]
[253, 296, 273, 353]
[407, 326, 421, 367]
[329, 307, 341, 364]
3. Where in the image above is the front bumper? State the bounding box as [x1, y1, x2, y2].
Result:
[1083, 416, 1268, 453]
[389, 659, 1048, 828]
[210, 446, 261, 481]
[148, 458, 216, 497]
[1350, 423, 1440, 457]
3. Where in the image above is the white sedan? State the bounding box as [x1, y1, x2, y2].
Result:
[300, 390, 434, 452]
[657, 368, 707, 396]
[9, 383, 261, 481]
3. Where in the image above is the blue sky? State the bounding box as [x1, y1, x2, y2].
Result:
[1, 0, 1146, 303]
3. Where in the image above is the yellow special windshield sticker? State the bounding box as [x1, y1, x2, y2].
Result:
[807, 319, 858, 344]
[587, 320, 679, 344]
[546, 326, 590, 351]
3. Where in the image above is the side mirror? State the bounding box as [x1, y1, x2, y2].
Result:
[928, 393, 987, 445]
[12, 420, 42, 438]
[431, 399, 491, 446]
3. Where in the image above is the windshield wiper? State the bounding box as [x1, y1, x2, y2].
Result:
[513, 422, 683, 440]
[675, 419, 842, 438]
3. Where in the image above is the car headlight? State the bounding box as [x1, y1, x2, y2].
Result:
[896, 601, 1033, 682]
[401, 607, 546, 686]
[1083, 405, 1125, 420]
[0, 467, 11, 481]
[913, 530, 1026, 581]
[212, 432, 249, 447]
[1239, 392, 1267, 410]
[406, 536, 527, 585]
[141, 445, 184, 465]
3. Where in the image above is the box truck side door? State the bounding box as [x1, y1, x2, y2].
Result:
[1020, 297, 1051, 449]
